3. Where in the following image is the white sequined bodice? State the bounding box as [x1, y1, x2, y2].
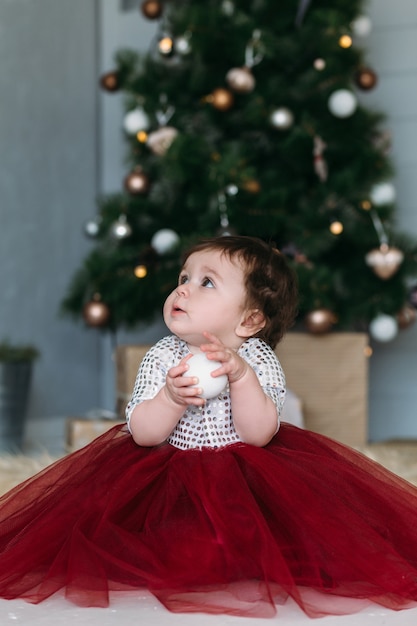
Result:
[126, 335, 286, 450]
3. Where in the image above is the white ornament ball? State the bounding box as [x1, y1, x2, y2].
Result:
[84, 217, 100, 238]
[151, 228, 180, 254]
[351, 15, 372, 38]
[221, 0, 235, 16]
[123, 108, 150, 135]
[110, 215, 132, 239]
[328, 89, 357, 118]
[369, 314, 398, 342]
[176, 35, 192, 55]
[370, 182, 396, 206]
[270, 107, 294, 130]
[226, 66, 256, 93]
[185, 354, 228, 399]
[314, 58, 326, 71]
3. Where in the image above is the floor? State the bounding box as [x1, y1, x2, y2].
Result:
[2, 416, 417, 625]
[1, 591, 417, 625]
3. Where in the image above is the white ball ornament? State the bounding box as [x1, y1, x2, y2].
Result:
[370, 182, 396, 206]
[185, 354, 228, 399]
[351, 15, 372, 38]
[369, 314, 398, 342]
[176, 35, 192, 55]
[328, 89, 357, 118]
[270, 107, 294, 130]
[151, 228, 180, 254]
[123, 108, 150, 135]
[110, 215, 132, 239]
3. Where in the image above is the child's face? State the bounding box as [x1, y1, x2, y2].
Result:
[163, 249, 248, 350]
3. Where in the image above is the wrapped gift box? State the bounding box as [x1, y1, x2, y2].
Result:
[115, 333, 369, 447]
[276, 332, 369, 446]
[66, 417, 125, 452]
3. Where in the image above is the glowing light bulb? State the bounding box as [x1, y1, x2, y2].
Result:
[159, 36, 174, 56]
[134, 265, 147, 279]
[330, 220, 343, 235]
[339, 35, 353, 48]
[136, 131, 148, 143]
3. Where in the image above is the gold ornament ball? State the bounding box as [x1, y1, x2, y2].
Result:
[99, 71, 119, 93]
[241, 178, 261, 194]
[124, 168, 150, 195]
[365, 244, 404, 280]
[226, 66, 256, 93]
[304, 309, 337, 334]
[210, 88, 234, 111]
[140, 0, 163, 19]
[396, 305, 417, 330]
[83, 298, 111, 328]
[355, 68, 378, 91]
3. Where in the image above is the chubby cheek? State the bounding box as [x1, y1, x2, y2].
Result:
[162, 292, 175, 325]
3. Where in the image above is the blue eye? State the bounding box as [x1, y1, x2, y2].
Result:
[202, 277, 214, 288]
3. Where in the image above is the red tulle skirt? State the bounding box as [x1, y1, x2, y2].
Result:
[0, 423, 417, 618]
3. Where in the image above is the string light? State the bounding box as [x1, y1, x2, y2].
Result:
[329, 220, 344, 235]
[361, 200, 372, 211]
[158, 36, 174, 56]
[136, 130, 148, 143]
[134, 264, 148, 279]
[339, 34, 353, 48]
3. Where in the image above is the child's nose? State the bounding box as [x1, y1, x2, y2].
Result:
[176, 283, 189, 297]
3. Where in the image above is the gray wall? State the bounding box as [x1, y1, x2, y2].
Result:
[0, 0, 100, 432]
[0, 0, 416, 446]
[365, 1, 417, 440]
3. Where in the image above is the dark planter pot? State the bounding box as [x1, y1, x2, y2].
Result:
[0, 361, 33, 451]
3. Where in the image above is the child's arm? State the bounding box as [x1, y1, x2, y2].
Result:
[201, 332, 279, 447]
[129, 354, 205, 446]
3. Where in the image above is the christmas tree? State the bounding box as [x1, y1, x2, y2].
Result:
[62, 0, 417, 342]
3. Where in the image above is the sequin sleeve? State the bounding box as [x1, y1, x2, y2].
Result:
[238, 338, 286, 420]
[125, 336, 186, 431]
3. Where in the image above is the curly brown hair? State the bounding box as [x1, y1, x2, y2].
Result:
[182, 236, 298, 348]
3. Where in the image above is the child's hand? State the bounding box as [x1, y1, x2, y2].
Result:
[164, 354, 206, 407]
[200, 331, 249, 384]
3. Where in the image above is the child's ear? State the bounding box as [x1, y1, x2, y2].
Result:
[236, 309, 266, 338]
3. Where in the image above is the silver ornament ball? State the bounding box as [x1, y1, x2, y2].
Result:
[369, 314, 398, 342]
[123, 108, 150, 135]
[328, 89, 357, 118]
[151, 228, 180, 254]
[226, 66, 255, 93]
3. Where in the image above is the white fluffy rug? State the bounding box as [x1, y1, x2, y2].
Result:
[0, 453, 59, 495]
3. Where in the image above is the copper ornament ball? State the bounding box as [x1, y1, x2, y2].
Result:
[99, 71, 119, 93]
[304, 309, 337, 334]
[140, 0, 163, 19]
[83, 299, 111, 328]
[396, 305, 417, 330]
[241, 178, 261, 194]
[355, 68, 378, 91]
[409, 285, 417, 309]
[124, 169, 150, 195]
[210, 88, 234, 111]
